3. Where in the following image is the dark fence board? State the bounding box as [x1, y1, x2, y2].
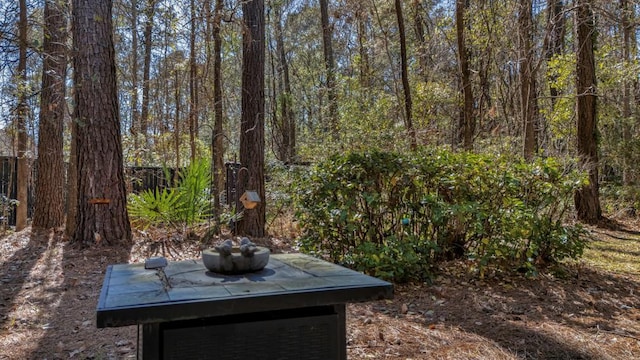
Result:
[1, 158, 178, 227]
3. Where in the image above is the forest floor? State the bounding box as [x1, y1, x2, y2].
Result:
[1, 218, 640, 359]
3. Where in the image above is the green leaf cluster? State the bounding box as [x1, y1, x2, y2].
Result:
[293, 149, 589, 282]
[128, 158, 211, 230]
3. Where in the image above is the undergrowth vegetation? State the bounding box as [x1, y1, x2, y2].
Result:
[128, 158, 211, 231]
[293, 149, 590, 282]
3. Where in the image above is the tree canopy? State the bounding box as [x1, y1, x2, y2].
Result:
[1, 0, 639, 234]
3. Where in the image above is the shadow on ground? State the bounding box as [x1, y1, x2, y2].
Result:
[0, 229, 55, 329]
[383, 262, 640, 359]
[27, 238, 135, 359]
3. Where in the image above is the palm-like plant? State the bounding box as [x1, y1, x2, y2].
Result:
[128, 158, 212, 230]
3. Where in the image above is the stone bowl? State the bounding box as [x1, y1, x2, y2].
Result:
[201, 247, 270, 274]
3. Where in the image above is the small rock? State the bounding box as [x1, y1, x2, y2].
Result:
[401, 303, 409, 314]
[118, 347, 133, 354]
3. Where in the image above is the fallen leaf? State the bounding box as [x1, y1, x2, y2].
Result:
[401, 303, 409, 314]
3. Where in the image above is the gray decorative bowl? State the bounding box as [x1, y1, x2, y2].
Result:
[202, 247, 270, 274]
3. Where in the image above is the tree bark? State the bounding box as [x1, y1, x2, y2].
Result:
[140, 0, 156, 149]
[520, 0, 538, 160]
[236, 0, 265, 237]
[395, 0, 416, 150]
[356, 4, 371, 90]
[72, 0, 132, 246]
[574, 0, 602, 224]
[33, 0, 67, 229]
[212, 0, 224, 224]
[174, 68, 182, 174]
[130, 0, 140, 165]
[15, 0, 29, 231]
[274, 5, 296, 162]
[546, 0, 566, 108]
[189, 0, 198, 163]
[320, 0, 338, 140]
[65, 116, 78, 238]
[455, 0, 474, 150]
[412, 0, 428, 82]
[621, 0, 634, 185]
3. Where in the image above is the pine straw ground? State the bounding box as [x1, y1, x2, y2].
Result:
[1, 220, 640, 360]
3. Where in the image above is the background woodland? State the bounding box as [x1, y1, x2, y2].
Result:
[0, 0, 638, 262]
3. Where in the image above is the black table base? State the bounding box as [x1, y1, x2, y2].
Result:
[142, 304, 346, 360]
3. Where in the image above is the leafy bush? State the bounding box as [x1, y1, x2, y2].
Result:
[0, 194, 19, 229]
[293, 149, 588, 282]
[128, 158, 211, 230]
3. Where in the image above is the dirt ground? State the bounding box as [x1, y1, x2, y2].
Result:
[1, 224, 639, 359]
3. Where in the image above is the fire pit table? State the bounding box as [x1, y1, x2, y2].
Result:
[96, 253, 393, 359]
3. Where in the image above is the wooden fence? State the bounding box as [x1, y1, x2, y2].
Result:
[0, 156, 178, 226]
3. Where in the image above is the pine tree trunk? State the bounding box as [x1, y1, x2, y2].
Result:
[15, 0, 29, 231]
[546, 0, 566, 108]
[574, 0, 602, 224]
[320, 0, 338, 140]
[395, 0, 416, 150]
[72, 0, 132, 246]
[412, 0, 428, 82]
[621, 0, 634, 185]
[236, 0, 265, 238]
[520, 0, 538, 160]
[140, 0, 156, 150]
[274, 6, 295, 162]
[212, 0, 225, 223]
[65, 117, 78, 239]
[189, 0, 198, 163]
[33, 0, 67, 229]
[130, 0, 140, 165]
[455, 0, 474, 150]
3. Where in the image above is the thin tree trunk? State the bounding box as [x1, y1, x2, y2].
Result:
[455, 0, 474, 150]
[130, 0, 140, 165]
[269, 6, 282, 161]
[189, 0, 198, 163]
[175, 69, 181, 174]
[520, 0, 538, 160]
[412, 0, 428, 82]
[621, 0, 634, 184]
[203, 0, 225, 231]
[544, 0, 566, 153]
[213, 0, 224, 221]
[395, 0, 416, 150]
[33, 0, 67, 229]
[356, 4, 371, 90]
[15, 0, 29, 231]
[274, 5, 295, 162]
[237, 0, 265, 237]
[574, 0, 602, 224]
[140, 0, 156, 149]
[546, 0, 565, 107]
[320, 0, 338, 140]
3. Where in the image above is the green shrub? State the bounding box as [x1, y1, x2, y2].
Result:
[293, 149, 588, 282]
[128, 158, 211, 230]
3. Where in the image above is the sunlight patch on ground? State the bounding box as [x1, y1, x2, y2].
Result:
[583, 229, 640, 276]
[0, 231, 65, 359]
